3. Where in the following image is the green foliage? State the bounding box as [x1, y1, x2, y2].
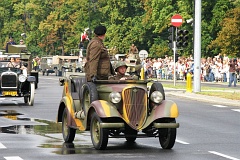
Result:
[0, 0, 239, 58]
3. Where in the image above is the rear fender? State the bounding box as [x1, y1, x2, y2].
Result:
[57, 96, 72, 122]
[57, 96, 86, 131]
[90, 100, 122, 118]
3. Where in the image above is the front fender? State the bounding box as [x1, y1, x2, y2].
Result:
[142, 100, 178, 128]
[27, 76, 36, 82]
[90, 100, 122, 118]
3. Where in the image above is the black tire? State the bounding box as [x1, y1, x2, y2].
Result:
[35, 82, 38, 89]
[90, 112, 109, 150]
[125, 127, 138, 143]
[24, 96, 28, 103]
[81, 82, 98, 114]
[28, 82, 35, 106]
[62, 108, 76, 143]
[158, 119, 177, 149]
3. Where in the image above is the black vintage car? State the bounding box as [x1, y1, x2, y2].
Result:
[0, 44, 37, 106]
[0, 59, 35, 105]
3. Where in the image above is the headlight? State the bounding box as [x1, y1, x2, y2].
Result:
[150, 91, 163, 104]
[109, 92, 121, 103]
[19, 74, 27, 82]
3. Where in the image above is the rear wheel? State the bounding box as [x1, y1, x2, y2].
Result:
[90, 112, 109, 150]
[158, 119, 177, 149]
[62, 108, 76, 143]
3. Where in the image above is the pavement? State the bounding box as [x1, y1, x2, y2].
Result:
[166, 88, 240, 107]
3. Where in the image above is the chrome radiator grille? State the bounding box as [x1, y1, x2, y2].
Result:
[122, 87, 147, 130]
[2, 74, 17, 88]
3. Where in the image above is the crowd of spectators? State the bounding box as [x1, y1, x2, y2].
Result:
[141, 53, 240, 83]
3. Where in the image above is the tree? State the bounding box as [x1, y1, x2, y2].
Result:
[208, 7, 240, 57]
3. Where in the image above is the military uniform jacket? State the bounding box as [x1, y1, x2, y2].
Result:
[85, 37, 112, 81]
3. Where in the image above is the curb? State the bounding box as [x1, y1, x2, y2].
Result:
[166, 91, 240, 107]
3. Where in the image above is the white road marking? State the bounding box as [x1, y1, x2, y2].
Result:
[4, 157, 24, 160]
[213, 105, 228, 108]
[0, 142, 6, 148]
[209, 151, 240, 160]
[176, 139, 189, 144]
[232, 109, 240, 112]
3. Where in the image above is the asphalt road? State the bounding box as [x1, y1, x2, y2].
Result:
[0, 74, 239, 160]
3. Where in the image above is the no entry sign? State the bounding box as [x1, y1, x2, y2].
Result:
[171, 14, 183, 27]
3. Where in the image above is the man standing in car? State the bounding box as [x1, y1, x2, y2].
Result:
[85, 25, 114, 82]
[6, 36, 16, 53]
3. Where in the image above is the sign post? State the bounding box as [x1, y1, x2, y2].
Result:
[170, 14, 183, 86]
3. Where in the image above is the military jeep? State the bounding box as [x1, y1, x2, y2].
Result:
[57, 71, 179, 150]
[40, 56, 58, 76]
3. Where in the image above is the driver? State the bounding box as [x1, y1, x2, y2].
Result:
[108, 61, 138, 80]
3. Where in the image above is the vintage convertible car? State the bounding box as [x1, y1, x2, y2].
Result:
[57, 72, 179, 150]
[0, 59, 35, 106]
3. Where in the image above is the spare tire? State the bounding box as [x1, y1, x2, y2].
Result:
[81, 82, 98, 114]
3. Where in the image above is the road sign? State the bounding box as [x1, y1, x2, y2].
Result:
[171, 14, 183, 27]
[139, 50, 148, 59]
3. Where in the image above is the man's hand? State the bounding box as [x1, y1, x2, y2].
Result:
[91, 76, 97, 82]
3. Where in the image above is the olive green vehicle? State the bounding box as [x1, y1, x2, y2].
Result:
[57, 72, 179, 150]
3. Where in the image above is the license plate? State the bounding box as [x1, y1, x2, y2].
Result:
[2, 91, 17, 96]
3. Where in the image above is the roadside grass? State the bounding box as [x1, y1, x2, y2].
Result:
[196, 91, 240, 100]
[154, 82, 240, 100]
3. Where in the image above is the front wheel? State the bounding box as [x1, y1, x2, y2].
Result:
[125, 126, 138, 143]
[158, 119, 177, 149]
[28, 82, 35, 106]
[62, 108, 76, 143]
[90, 112, 109, 150]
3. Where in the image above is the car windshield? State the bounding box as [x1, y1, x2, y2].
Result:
[0, 61, 21, 73]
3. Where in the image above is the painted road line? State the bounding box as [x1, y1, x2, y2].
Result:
[232, 109, 240, 112]
[4, 157, 24, 160]
[0, 142, 6, 149]
[213, 105, 228, 108]
[209, 151, 240, 160]
[176, 139, 190, 144]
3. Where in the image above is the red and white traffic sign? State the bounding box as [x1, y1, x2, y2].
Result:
[171, 14, 183, 27]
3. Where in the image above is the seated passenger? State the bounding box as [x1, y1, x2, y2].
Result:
[108, 61, 138, 80]
[6, 57, 15, 67]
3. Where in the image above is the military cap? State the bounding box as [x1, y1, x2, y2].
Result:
[115, 61, 128, 72]
[94, 25, 107, 36]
